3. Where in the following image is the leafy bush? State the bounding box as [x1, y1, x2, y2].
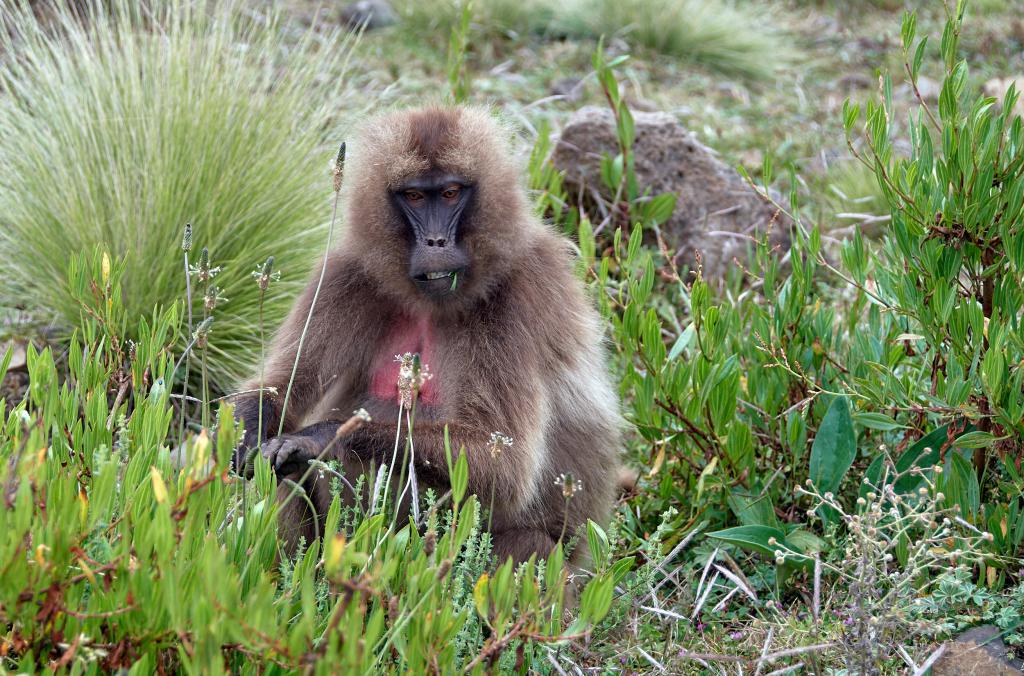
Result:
[529, 4, 1022, 667]
[0, 0, 359, 390]
[0, 252, 623, 672]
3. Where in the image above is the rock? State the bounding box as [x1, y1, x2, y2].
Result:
[550, 77, 584, 103]
[931, 625, 1024, 676]
[1, 340, 27, 371]
[339, 0, 397, 31]
[916, 75, 943, 102]
[553, 106, 789, 279]
[983, 77, 1024, 119]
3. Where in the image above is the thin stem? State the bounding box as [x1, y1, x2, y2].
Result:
[257, 296, 266, 452]
[278, 186, 342, 435]
[200, 274, 211, 430]
[177, 250, 192, 441]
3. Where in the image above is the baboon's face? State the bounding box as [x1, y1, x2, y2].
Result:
[390, 169, 475, 299]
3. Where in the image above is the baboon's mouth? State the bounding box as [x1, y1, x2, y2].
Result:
[418, 271, 456, 281]
[413, 268, 464, 285]
[412, 268, 466, 296]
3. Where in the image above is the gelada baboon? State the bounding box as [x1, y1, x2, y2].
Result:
[232, 105, 621, 563]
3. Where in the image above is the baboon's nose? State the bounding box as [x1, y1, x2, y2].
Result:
[425, 237, 447, 247]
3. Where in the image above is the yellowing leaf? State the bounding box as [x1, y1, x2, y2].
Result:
[191, 429, 211, 474]
[696, 457, 718, 502]
[78, 558, 97, 586]
[648, 443, 666, 477]
[150, 466, 168, 504]
[78, 489, 89, 526]
[327, 534, 346, 572]
[473, 573, 489, 619]
[101, 251, 111, 283]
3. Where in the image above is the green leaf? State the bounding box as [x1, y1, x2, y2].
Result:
[954, 431, 1000, 449]
[644, 193, 677, 226]
[451, 448, 468, 505]
[579, 573, 614, 624]
[545, 543, 565, 590]
[785, 529, 824, 554]
[852, 412, 907, 431]
[0, 344, 12, 382]
[586, 520, 610, 570]
[808, 397, 856, 494]
[707, 525, 812, 567]
[727, 488, 779, 529]
[667, 324, 695, 361]
[861, 423, 973, 496]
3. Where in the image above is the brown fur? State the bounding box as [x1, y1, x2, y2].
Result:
[233, 105, 622, 563]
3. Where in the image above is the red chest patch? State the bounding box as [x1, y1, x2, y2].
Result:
[369, 315, 440, 405]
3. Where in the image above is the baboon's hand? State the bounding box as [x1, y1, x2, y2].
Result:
[260, 435, 322, 475]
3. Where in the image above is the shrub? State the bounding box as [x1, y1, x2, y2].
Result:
[539, 6, 1022, 665]
[0, 0, 360, 391]
[0, 251, 623, 671]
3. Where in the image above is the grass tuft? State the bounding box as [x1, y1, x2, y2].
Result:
[562, 0, 799, 81]
[396, 0, 799, 81]
[0, 0, 361, 391]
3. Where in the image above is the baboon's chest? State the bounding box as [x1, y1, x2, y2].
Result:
[367, 314, 441, 406]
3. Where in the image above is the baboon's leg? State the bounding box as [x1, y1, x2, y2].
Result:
[275, 448, 376, 556]
[490, 528, 558, 565]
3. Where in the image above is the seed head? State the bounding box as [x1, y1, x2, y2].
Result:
[332, 142, 346, 193]
[181, 223, 193, 252]
[194, 317, 213, 349]
[190, 247, 221, 282]
[487, 432, 513, 459]
[395, 352, 432, 408]
[203, 285, 226, 312]
[555, 473, 582, 498]
[252, 256, 279, 291]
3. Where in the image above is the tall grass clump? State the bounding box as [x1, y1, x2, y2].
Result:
[397, 0, 797, 82]
[569, 0, 797, 81]
[0, 0, 361, 391]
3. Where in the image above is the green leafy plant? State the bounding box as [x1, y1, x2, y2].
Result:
[0, 250, 623, 672]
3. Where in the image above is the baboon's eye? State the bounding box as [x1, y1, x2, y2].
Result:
[441, 186, 460, 200]
[404, 190, 425, 203]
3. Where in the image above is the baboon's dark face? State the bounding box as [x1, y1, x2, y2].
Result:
[391, 169, 475, 299]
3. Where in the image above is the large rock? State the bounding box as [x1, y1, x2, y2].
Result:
[553, 106, 790, 280]
[931, 625, 1024, 676]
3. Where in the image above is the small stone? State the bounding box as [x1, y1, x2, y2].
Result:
[916, 75, 942, 102]
[983, 76, 1024, 119]
[931, 625, 1024, 676]
[1, 340, 27, 371]
[550, 77, 584, 103]
[339, 0, 397, 31]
